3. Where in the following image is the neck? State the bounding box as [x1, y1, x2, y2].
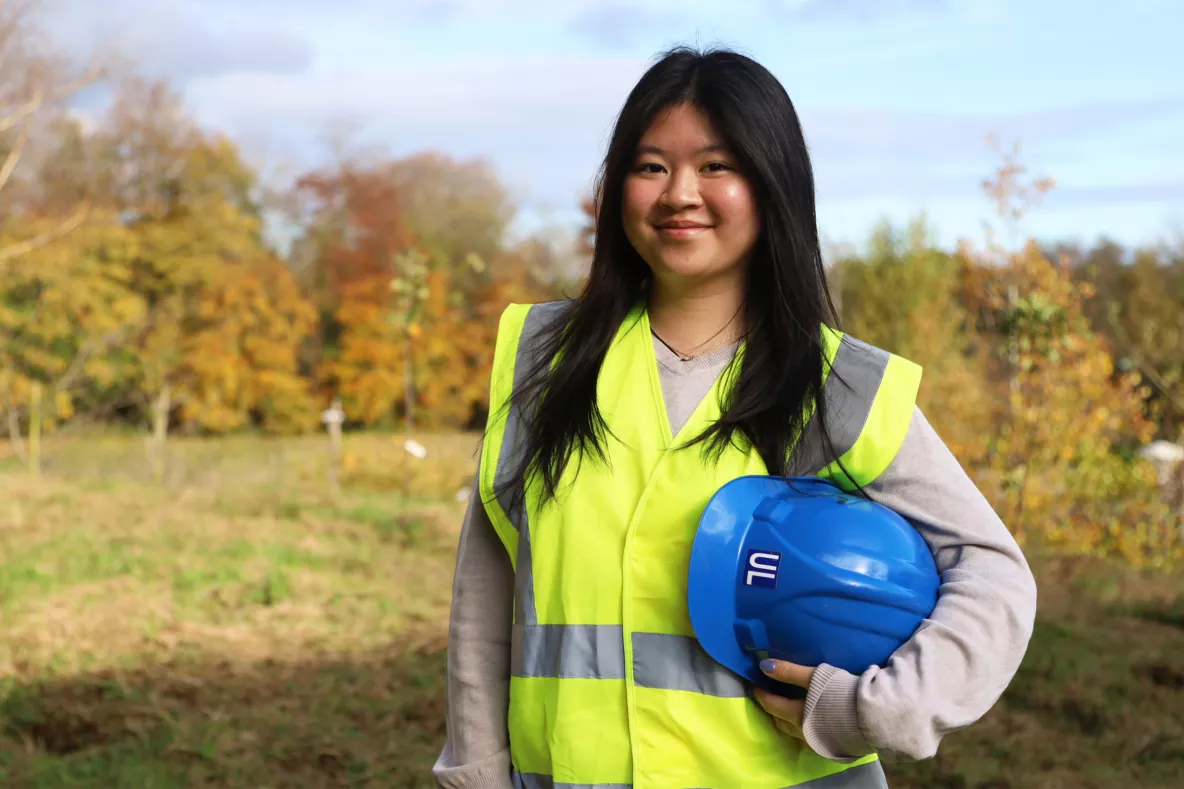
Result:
[647, 276, 746, 357]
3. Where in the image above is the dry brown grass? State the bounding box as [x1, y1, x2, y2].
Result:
[0, 430, 473, 787]
[1, 430, 1182, 788]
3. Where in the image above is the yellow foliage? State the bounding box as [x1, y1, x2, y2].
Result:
[959, 242, 1170, 564]
[178, 256, 320, 434]
[0, 210, 146, 425]
[840, 207, 1178, 568]
[838, 217, 993, 463]
[124, 140, 320, 434]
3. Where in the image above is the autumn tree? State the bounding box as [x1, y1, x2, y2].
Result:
[579, 194, 597, 258]
[962, 146, 1178, 565]
[0, 0, 102, 266]
[836, 216, 993, 462]
[63, 80, 320, 456]
[387, 152, 515, 281]
[1084, 244, 1184, 439]
[0, 212, 144, 474]
[290, 161, 410, 422]
[291, 150, 563, 428]
[0, 2, 120, 471]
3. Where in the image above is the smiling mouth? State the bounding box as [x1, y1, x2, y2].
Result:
[656, 222, 711, 237]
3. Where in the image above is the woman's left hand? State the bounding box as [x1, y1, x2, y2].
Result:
[753, 660, 816, 740]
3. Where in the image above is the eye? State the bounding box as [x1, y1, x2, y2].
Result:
[703, 161, 732, 173]
[634, 162, 666, 174]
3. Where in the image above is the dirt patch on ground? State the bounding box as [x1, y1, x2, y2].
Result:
[1, 628, 448, 788]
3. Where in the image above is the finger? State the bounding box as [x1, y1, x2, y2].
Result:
[760, 659, 814, 688]
[754, 689, 804, 724]
[774, 718, 804, 739]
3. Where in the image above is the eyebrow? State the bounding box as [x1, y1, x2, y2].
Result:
[635, 143, 729, 156]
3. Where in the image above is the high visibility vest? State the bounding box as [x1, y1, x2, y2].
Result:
[479, 301, 922, 789]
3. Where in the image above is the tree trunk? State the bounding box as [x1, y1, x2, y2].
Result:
[29, 382, 41, 481]
[149, 384, 171, 483]
[403, 334, 415, 503]
[326, 397, 342, 501]
[7, 406, 28, 467]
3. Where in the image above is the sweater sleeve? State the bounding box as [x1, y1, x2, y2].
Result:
[432, 457, 517, 789]
[800, 407, 1038, 762]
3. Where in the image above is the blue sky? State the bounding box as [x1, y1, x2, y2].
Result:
[49, 0, 1184, 254]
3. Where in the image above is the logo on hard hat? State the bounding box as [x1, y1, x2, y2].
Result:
[744, 550, 781, 589]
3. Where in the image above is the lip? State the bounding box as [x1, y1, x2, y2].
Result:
[655, 220, 712, 238]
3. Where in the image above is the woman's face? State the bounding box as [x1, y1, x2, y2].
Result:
[622, 103, 760, 292]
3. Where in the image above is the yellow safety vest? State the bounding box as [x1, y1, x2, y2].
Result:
[479, 301, 922, 789]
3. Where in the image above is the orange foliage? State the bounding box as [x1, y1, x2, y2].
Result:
[293, 165, 409, 310]
[957, 240, 1172, 563]
[320, 270, 402, 425]
[325, 256, 553, 428]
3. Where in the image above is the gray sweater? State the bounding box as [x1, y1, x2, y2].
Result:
[432, 338, 1038, 788]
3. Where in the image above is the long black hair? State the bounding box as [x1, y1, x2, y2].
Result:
[501, 45, 844, 503]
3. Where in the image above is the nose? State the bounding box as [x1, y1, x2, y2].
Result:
[659, 165, 701, 210]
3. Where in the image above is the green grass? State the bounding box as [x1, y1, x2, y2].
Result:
[885, 556, 1184, 789]
[0, 431, 1182, 788]
[0, 431, 469, 788]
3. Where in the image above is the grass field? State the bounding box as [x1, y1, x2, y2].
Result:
[1, 432, 1182, 788]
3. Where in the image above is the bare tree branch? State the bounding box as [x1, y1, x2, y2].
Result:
[51, 321, 131, 396]
[7, 402, 28, 466]
[1106, 310, 1184, 415]
[0, 121, 27, 192]
[0, 64, 103, 133]
[0, 199, 90, 265]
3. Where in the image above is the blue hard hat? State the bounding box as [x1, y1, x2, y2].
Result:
[688, 475, 939, 695]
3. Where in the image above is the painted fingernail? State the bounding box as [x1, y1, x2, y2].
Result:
[760, 659, 776, 674]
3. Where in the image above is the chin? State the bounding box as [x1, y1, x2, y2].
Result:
[651, 253, 728, 282]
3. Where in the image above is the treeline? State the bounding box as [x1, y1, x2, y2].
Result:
[836, 221, 1184, 445]
[0, 50, 564, 438]
[830, 160, 1183, 563]
[1, 6, 1181, 563]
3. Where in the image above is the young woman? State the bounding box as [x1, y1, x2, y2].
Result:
[433, 47, 1037, 789]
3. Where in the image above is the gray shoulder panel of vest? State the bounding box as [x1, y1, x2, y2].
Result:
[788, 334, 892, 477]
[516, 300, 571, 374]
[491, 300, 572, 538]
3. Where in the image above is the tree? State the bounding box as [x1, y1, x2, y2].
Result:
[0, 0, 102, 267]
[387, 152, 515, 279]
[290, 161, 407, 337]
[579, 194, 597, 258]
[75, 80, 319, 453]
[290, 161, 411, 420]
[179, 251, 318, 435]
[0, 211, 143, 474]
[960, 149, 1177, 565]
[836, 216, 992, 462]
[1090, 246, 1184, 440]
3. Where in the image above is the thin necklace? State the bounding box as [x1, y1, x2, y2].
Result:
[651, 302, 745, 361]
[652, 325, 743, 361]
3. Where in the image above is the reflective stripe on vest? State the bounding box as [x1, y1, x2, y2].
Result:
[512, 760, 889, 789]
[480, 301, 921, 789]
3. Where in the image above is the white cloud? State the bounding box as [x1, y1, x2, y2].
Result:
[802, 98, 1184, 161]
[1048, 180, 1184, 205]
[42, 0, 314, 81]
[183, 55, 652, 206]
[175, 45, 1184, 216]
[36, 0, 1181, 241]
[784, 0, 951, 21]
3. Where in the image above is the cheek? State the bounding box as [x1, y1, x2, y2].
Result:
[713, 181, 759, 236]
[622, 178, 655, 226]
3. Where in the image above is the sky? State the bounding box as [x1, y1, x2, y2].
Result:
[44, 0, 1184, 255]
